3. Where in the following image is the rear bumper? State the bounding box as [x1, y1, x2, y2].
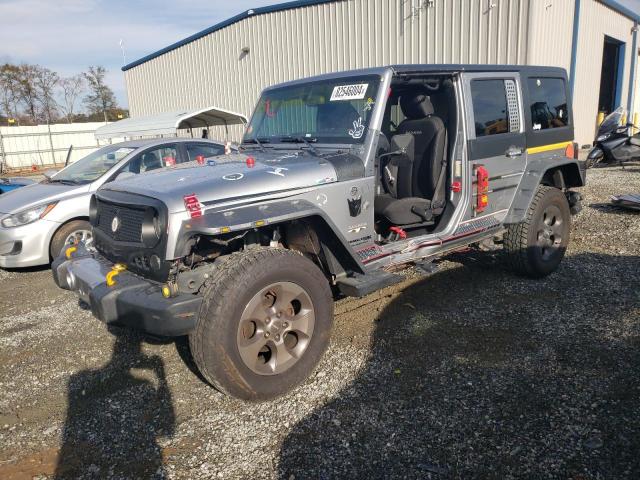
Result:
[52, 246, 201, 336]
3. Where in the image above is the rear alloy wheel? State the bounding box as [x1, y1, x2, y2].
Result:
[189, 248, 333, 401]
[504, 185, 571, 278]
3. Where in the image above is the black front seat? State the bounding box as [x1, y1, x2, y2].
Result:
[375, 90, 446, 225]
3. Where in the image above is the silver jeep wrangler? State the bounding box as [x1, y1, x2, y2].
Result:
[53, 65, 585, 400]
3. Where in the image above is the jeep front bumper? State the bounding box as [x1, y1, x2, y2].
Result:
[52, 247, 201, 336]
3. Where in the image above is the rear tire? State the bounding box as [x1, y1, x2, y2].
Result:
[189, 248, 334, 401]
[49, 219, 92, 260]
[504, 185, 571, 278]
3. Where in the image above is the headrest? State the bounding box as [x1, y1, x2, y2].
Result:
[400, 90, 434, 120]
[142, 152, 160, 167]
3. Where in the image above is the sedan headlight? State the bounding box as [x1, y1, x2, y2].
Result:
[1, 202, 57, 228]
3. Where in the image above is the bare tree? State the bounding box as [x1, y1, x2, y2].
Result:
[83, 66, 117, 122]
[59, 75, 85, 123]
[34, 65, 59, 124]
[17, 64, 40, 123]
[0, 64, 21, 125]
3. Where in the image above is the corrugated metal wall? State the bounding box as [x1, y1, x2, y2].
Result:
[125, 0, 531, 140]
[123, 0, 637, 145]
[526, 0, 574, 72]
[572, 0, 636, 144]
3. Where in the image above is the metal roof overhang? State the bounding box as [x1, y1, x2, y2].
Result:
[95, 106, 248, 139]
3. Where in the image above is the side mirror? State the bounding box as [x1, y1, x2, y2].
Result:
[376, 131, 390, 153]
[379, 133, 414, 160]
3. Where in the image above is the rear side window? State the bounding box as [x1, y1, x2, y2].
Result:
[124, 145, 179, 174]
[527, 77, 569, 130]
[470, 80, 518, 137]
[186, 143, 224, 161]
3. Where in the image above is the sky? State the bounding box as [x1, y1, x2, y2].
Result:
[1, 0, 639, 109]
[0, 0, 276, 108]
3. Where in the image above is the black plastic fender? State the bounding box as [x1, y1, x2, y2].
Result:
[173, 198, 366, 275]
[504, 158, 585, 224]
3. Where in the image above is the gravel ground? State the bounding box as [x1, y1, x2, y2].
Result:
[0, 166, 639, 479]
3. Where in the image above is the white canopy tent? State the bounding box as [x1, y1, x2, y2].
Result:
[95, 106, 248, 140]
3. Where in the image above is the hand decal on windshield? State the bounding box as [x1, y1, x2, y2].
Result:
[349, 117, 365, 139]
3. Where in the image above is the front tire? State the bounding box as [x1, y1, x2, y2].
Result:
[189, 248, 334, 401]
[504, 185, 571, 278]
[49, 219, 92, 260]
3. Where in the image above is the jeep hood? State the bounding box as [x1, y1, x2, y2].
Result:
[102, 152, 339, 213]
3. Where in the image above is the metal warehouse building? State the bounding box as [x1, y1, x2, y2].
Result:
[122, 0, 640, 146]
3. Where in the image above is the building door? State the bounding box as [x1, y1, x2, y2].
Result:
[598, 36, 625, 115]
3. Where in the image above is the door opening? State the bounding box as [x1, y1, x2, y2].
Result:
[598, 36, 626, 115]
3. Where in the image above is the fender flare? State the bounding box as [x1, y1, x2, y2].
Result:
[173, 198, 365, 275]
[504, 158, 585, 224]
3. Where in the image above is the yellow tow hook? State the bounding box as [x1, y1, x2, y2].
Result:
[106, 263, 127, 287]
[65, 246, 77, 259]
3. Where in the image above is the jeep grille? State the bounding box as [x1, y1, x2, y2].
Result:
[95, 199, 146, 244]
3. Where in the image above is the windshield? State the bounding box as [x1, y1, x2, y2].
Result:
[243, 75, 381, 146]
[598, 106, 625, 136]
[50, 145, 135, 184]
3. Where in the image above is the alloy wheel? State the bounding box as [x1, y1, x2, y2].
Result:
[236, 281, 315, 375]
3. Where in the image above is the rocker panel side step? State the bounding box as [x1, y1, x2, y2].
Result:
[336, 270, 404, 297]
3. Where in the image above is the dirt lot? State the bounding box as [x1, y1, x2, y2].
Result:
[0, 166, 638, 479]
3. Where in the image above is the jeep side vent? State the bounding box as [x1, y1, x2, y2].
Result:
[505, 79, 520, 133]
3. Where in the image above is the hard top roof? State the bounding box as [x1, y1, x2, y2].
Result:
[263, 64, 568, 91]
[391, 64, 567, 76]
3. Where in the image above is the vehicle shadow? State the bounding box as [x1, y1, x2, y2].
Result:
[277, 252, 640, 479]
[0, 264, 50, 273]
[54, 328, 176, 479]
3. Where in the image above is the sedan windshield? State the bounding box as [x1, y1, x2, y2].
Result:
[50, 145, 135, 184]
[243, 75, 381, 145]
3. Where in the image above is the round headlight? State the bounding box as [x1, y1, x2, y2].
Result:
[141, 208, 162, 247]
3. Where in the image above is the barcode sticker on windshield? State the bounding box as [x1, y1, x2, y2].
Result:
[330, 84, 369, 101]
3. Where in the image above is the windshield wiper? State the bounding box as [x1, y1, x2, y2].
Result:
[241, 137, 271, 152]
[46, 178, 82, 185]
[280, 135, 319, 155]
